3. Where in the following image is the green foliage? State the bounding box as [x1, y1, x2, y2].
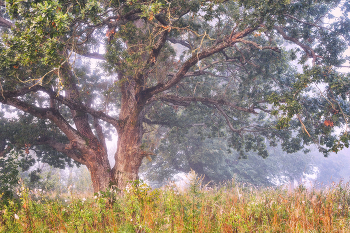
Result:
[1, 0, 350, 192]
[2, 180, 350, 231]
[0, 115, 75, 170]
[141, 127, 314, 187]
[0, 151, 20, 200]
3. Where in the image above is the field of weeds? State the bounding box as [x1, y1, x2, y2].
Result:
[1, 179, 350, 232]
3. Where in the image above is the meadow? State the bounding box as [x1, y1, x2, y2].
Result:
[1, 178, 350, 232]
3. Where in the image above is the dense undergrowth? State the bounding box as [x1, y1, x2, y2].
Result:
[1, 178, 350, 232]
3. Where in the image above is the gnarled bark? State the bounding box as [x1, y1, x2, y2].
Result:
[111, 79, 145, 189]
[86, 152, 112, 192]
[113, 123, 144, 189]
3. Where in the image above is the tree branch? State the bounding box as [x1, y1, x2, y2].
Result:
[0, 16, 14, 28]
[43, 139, 88, 165]
[146, 26, 258, 96]
[167, 37, 191, 49]
[139, 29, 169, 83]
[284, 14, 330, 31]
[274, 26, 319, 65]
[158, 95, 258, 114]
[0, 85, 121, 130]
[236, 39, 281, 53]
[213, 104, 241, 133]
[93, 117, 107, 153]
[0, 97, 89, 152]
[143, 117, 172, 126]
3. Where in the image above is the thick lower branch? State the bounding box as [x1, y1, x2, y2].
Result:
[1, 85, 120, 129]
[44, 140, 88, 165]
[1, 98, 88, 150]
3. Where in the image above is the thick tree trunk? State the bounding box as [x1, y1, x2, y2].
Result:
[86, 153, 112, 192]
[113, 123, 144, 189]
[60, 65, 114, 192]
[111, 79, 146, 190]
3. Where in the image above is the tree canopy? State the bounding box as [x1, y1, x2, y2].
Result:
[1, 0, 350, 192]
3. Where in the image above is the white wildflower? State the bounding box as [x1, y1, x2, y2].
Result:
[14, 214, 19, 220]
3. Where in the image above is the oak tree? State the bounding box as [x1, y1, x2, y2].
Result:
[1, 0, 350, 192]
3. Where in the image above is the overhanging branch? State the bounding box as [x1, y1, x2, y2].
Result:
[1, 85, 121, 130]
[213, 103, 241, 133]
[274, 26, 320, 65]
[158, 95, 258, 114]
[0, 97, 89, 150]
[40, 139, 88, 165]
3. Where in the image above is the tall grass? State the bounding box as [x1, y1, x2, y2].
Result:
[1, 178, 350, 232]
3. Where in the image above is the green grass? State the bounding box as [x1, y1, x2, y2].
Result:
[1, 179, 350, 232]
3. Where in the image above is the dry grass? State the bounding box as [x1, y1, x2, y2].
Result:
[1, 179, 350, 232]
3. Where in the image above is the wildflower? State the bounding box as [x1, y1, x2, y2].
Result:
[14, 214, 19, 220]
[126, 184, 132, 193]
[94, 196, 98, 199]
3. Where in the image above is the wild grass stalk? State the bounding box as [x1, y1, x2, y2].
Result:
[1, 178, 350, 232]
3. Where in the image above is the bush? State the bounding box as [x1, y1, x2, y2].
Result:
[0, 151, 20, 200]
